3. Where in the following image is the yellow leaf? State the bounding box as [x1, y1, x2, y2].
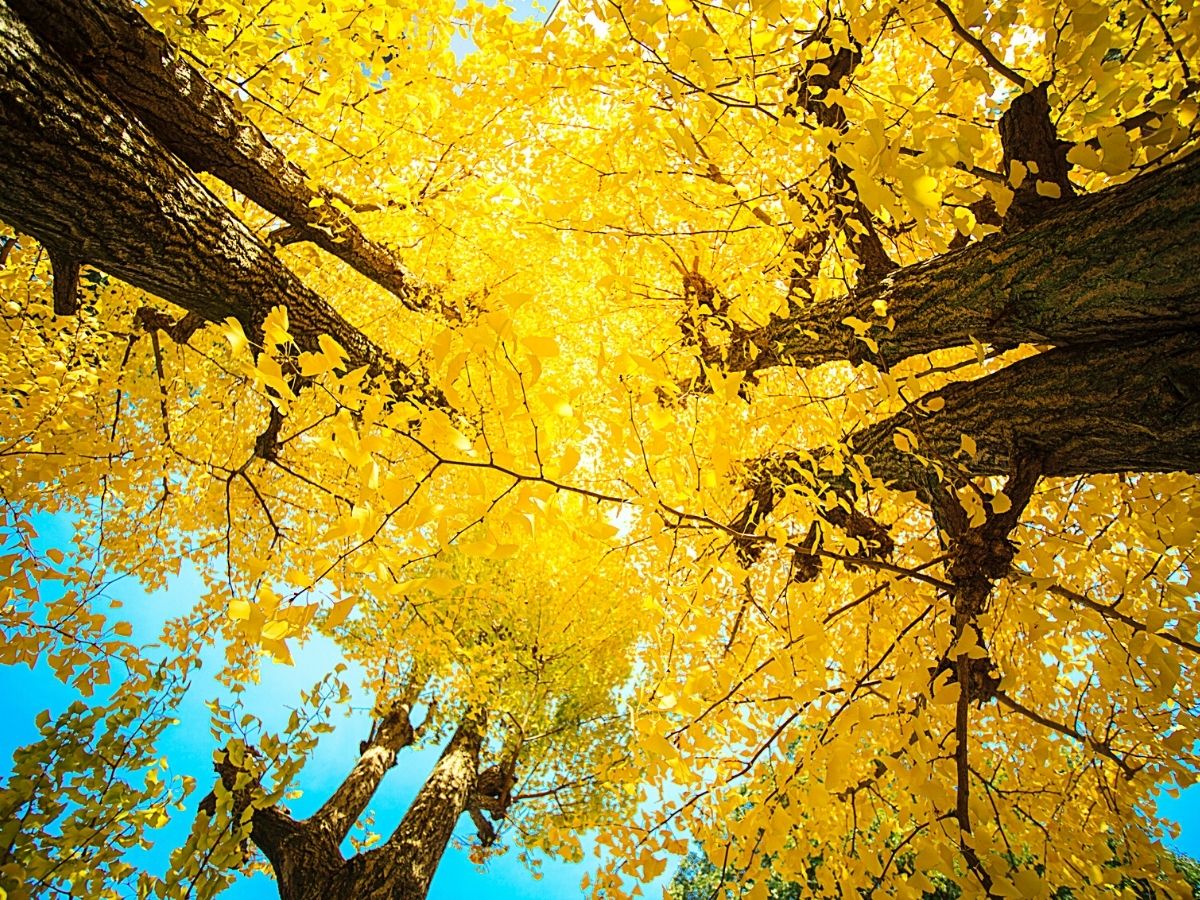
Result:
[254, 354, 295, 403]
[970, 335, 987, 365]
[262, 306, 291, 349]
[842, 315, 872, 336]
[324, 596, 357, 628]
[267, 640, 293, 665]
[721, 369, 746, 402]
[1007, 160, 1028, 189]
[423, 575, 459, 595]
[990, 491, 1012, 514]
[899, 169, 941, 211]
[319, 333, 347, 364]
[1067, 142, 1104, 171]
[222, 317, 250, 357]
[228, 600, 253, 621]
[297, 351, 331, 377]
[959, 434, 978, 458]
[298, 333, 349, 376]
[557, 445, 581, 477]
[1097, 126, 1133, 174]
[523, 335, 560, 358]
[893, 428, 917, 452]
[262, 620, 290, 641]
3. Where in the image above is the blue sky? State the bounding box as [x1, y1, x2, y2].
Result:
[2, 512, 1197, 897]
[0, 514, 606, 898]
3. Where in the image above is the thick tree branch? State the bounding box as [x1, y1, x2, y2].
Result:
[306, 702, 416, 848]
[845, 333, 1200, 490]
[739, 332, 1200, 538]
[784, 27, 897, 287]
[997, 83, 1075, 229]
[327, 712, 485, 898]
[0, 2, 441, 406]
[8, 0, 443, 317]
[735, 149, 1200, 372]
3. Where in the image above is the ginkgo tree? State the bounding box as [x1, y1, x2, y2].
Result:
[0, 0, 1198, 896]
[168, 524, 648, 900]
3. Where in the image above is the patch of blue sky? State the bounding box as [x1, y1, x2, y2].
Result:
[4, 503, 1196, 897]
[0, 510, 656, 897]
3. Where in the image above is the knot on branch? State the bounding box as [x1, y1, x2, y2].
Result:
[790, 547, 823, 584]
[473, 763, 517, 815]
[671, 261, 762, 401]
[467, 754, 519, 849]
[675, 260, 724, 357]
[938, 653, 1002, 705]
[253, 405, 285, 462]
[732, 452, 896, 572]
[135, 306, 205, 344]
[730, 472, 780, 566]
[358, 701, 417, 761]
[196, 743, 268, 862]
[823, 504, 895, 559]
[209, 742, 265, 793]
[947, 528, 1015, 587]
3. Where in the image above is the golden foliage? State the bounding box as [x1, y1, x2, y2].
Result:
[1, 0, 1198, 895]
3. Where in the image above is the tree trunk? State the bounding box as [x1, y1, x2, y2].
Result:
[203, 710, 484, 900]
[0, 0, 436, 404]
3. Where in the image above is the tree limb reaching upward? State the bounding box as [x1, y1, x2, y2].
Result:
[727, 148, 1200, 376]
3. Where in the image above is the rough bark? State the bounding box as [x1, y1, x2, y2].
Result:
[307, 704, 417, 851]
[202, 709, 484, 900]
[0, 1, 438, 405]
[325, 713, 485, 900]
[8, 0, 439, 315]
[737, 148, 1200, 371]
[997, 83, 1075, 229]
[739, 333, 1200, 541]
[847, 333, 1200, 489]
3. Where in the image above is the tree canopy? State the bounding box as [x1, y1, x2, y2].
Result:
[0, 0, 1198, 896]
